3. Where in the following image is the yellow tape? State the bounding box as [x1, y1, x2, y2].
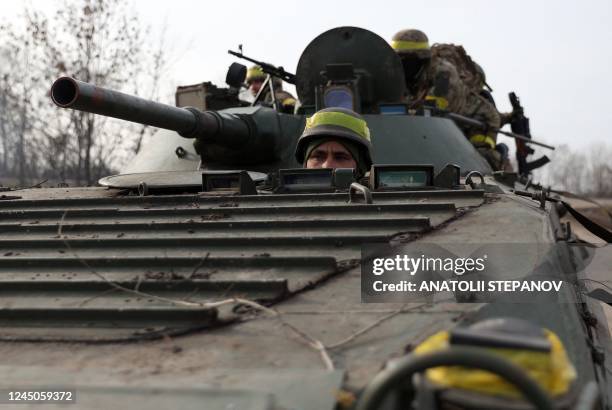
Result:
[425, 95, 449, 110]
[282, 97, 296, 107]
[391, 40, 429, 51]
[246, 65, 265, 82]
[305, 111, 371, 141]
[414, 330, 576, 398]
[469, 134, 496, 150]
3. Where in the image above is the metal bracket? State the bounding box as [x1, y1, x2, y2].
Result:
[535, 187, 552, 209]
[348, 183, 373, 204]
[513, 188, 550, 210]
[434, 163, 461, 189]
[465, 171, 484, 189]
[537, 189, 547, 209]
[556, 221, 572, 241]
[563, 221, 572, 241]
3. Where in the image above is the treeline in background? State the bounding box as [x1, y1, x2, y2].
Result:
[533, 143, 612, 197]
[0, 0, 170, 187]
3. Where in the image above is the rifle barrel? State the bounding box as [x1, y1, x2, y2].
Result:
[227, 50, 296, 84]
[444, 111, 555, 151]
[446, 112, 483, 128]
[228, 50, 259, 66]
[497, 130, 555, 150]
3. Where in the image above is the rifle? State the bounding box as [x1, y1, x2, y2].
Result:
[508, 92, 550, 175]
[228, 49, 296, 84]
[440, 110, 555, 150]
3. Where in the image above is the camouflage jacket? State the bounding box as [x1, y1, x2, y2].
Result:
[408, 56, 500, 144]
[407, 57, 467, 114]
[260, 88, 297, 114]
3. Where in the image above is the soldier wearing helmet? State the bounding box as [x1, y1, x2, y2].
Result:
[472, 63, 516, 171]
[391, 29, 467, 113]
[246, 65, 267, 97]
[295, 107, 373, 177]
[474, 62, 514, 127]
[474, 62, 496, 107]
[390, 29, 432, 98]
[246, 65, 297, 114]
[392, 29, 503, 170]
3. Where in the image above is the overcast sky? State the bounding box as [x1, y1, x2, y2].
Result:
[3, 0, 611, 153]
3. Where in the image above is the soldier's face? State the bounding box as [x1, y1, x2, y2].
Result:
[401, 54, 427, 83]
[306, 141, 357, 170]
[249, 80, 264, 96]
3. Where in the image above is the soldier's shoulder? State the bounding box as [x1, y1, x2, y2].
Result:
[430, 57, 459, 76]
[276, 90, 295, 100]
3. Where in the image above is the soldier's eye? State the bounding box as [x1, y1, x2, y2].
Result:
[334, 153, 351, 161]
[310, 152, 327, 162]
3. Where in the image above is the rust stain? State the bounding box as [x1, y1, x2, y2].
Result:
[92, 86, 105, 106]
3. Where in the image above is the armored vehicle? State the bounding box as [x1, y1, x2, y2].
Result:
[0, 27, 610, 410]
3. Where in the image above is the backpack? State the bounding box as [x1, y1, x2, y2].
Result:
[431, 43, 482, 94]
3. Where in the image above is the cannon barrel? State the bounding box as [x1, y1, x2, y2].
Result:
[50, 77, 252, 148]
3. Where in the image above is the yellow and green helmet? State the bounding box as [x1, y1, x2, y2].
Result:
[391, 29, 431, 59]
[246, 65, 266, 84]
[295, 107, 373, 174]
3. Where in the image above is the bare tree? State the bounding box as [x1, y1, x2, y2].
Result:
[536, 143, 612, 197]
[586, 143, 612, 197]
[0, 72, 11, 176]
[0, 0, 168, 186]
[0, 26, 42, 185]
[547, 145, 586, 192]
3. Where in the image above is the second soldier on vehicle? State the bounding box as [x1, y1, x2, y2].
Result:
[391, 29, 504, 170]
[246, 65, 297, 114]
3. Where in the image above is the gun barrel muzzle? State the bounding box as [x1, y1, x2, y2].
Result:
[51, 77, 197, 134]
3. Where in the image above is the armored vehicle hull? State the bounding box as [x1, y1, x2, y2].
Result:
[1, 176, 610, 409]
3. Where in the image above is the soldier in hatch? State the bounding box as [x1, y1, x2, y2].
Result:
[294, 107, 373, 177]
[246, 65, 297, 114]
[391, 29, 503, 170]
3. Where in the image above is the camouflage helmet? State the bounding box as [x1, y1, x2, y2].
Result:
[246, 65, 266, 84]
[474, 62, 492, 91]
[391, 29, 431, 59]
[295, 107, 373, 172]
[474, 63, 485, 83]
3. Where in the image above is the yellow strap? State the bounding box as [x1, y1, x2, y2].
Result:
[282, 97, 296, 106]
[305, 111, 371, 141]
[469, 134, 496, 150]
[413, 330, 576, 398]
[391, 40, 429, 51]
[425, 95, 449, 110]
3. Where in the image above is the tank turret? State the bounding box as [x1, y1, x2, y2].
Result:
[51, 27, 492, 176]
